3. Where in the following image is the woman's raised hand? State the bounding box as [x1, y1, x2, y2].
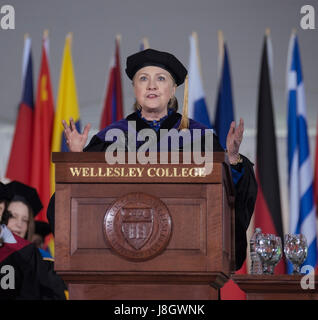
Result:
[226, 118, 244, 164]
[62, 118, 91, 152]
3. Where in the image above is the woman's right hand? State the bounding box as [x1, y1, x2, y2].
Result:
[62, 118, 91, 152]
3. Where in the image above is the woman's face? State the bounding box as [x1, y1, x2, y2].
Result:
[133, 66, 176, 114]
[7, 201, 29, 239]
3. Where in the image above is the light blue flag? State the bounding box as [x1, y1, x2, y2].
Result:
[188, 33, 212, 128]
[287, 33, 317, 273]
[214, 42, 234, 150]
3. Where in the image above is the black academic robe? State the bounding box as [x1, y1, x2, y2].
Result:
[0, 234, 66, 300]
[48, 111, 257, 270]
[83, 110, 224, 152]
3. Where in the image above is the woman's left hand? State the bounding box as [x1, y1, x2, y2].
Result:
[226, 118, 244, 164]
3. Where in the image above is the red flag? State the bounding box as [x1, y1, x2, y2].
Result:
[30, 32, 54, 222]
[6, 36, 34, 184]
[100, 36, 123, 129]
[220, 262, 246, 300]
[255, 33, 285, 273]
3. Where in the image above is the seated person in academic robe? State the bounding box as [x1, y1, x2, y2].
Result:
[31, 221, 68, 299]
[0, 224, 66, 300]
[3, 182, 54, 259]
[0, 181, 67, 299]
[1, 181, 41, 242]
[48, 48, 257, 271]
[32, 221, 53, 259]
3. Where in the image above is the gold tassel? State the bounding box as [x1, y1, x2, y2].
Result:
[178, 75, 189, 130]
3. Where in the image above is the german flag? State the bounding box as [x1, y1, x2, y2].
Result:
[254, 31, 285, 274]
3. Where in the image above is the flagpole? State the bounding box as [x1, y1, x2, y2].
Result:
[67, 32, 73, 47]
[22, 33, 31, 86]
[265, 28, 270, 39]
[142, 37, 150, 49]
[43, 29, 49, 56]
[217, 30, 225, 85]
[265, 28, 274, 80]
[286, 28, 296, 103]
[43, 29, 49, 40]
[191, 31, 203, 81]
[116, 33, 122, 45]
[217, 30, 224, 59]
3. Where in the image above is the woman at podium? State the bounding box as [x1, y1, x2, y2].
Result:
[57, 48, 257, 270]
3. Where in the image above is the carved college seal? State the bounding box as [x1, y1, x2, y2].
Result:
[103, 192, 172, 261]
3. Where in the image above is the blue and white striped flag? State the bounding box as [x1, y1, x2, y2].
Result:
[287, 32, 317, 272]
[188, 32, 212, 128]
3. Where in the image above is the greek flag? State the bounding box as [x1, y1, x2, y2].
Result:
[287, 33, 317, 272]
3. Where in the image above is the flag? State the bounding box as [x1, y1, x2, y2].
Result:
[6, 35, 34, 184]
[220, 263, 246, 300]
[215, 31, 245, 300]
[30, 31, 54, 223]
[314, 117, 318, 216]
[214, 31, 235, 149]
[315, 117, 318, 273]
[50, 33, 81, 194]
[188, 32, 211, 128]
[140, 37, 150, 51]
[100, 36, 123, 129]
[287, 32, 317, 272]
[254, 31, 285, 274]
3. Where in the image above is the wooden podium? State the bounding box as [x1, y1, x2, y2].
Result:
[52, 152, 235, 300]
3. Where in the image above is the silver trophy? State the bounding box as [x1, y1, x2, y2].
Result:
[255, 233, 282, 274]
[284, 233, 308, 274]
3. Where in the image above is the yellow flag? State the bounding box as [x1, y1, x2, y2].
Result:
[50, 33, 80, 194]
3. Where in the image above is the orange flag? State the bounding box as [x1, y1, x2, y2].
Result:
[30, 30, 54, 222]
